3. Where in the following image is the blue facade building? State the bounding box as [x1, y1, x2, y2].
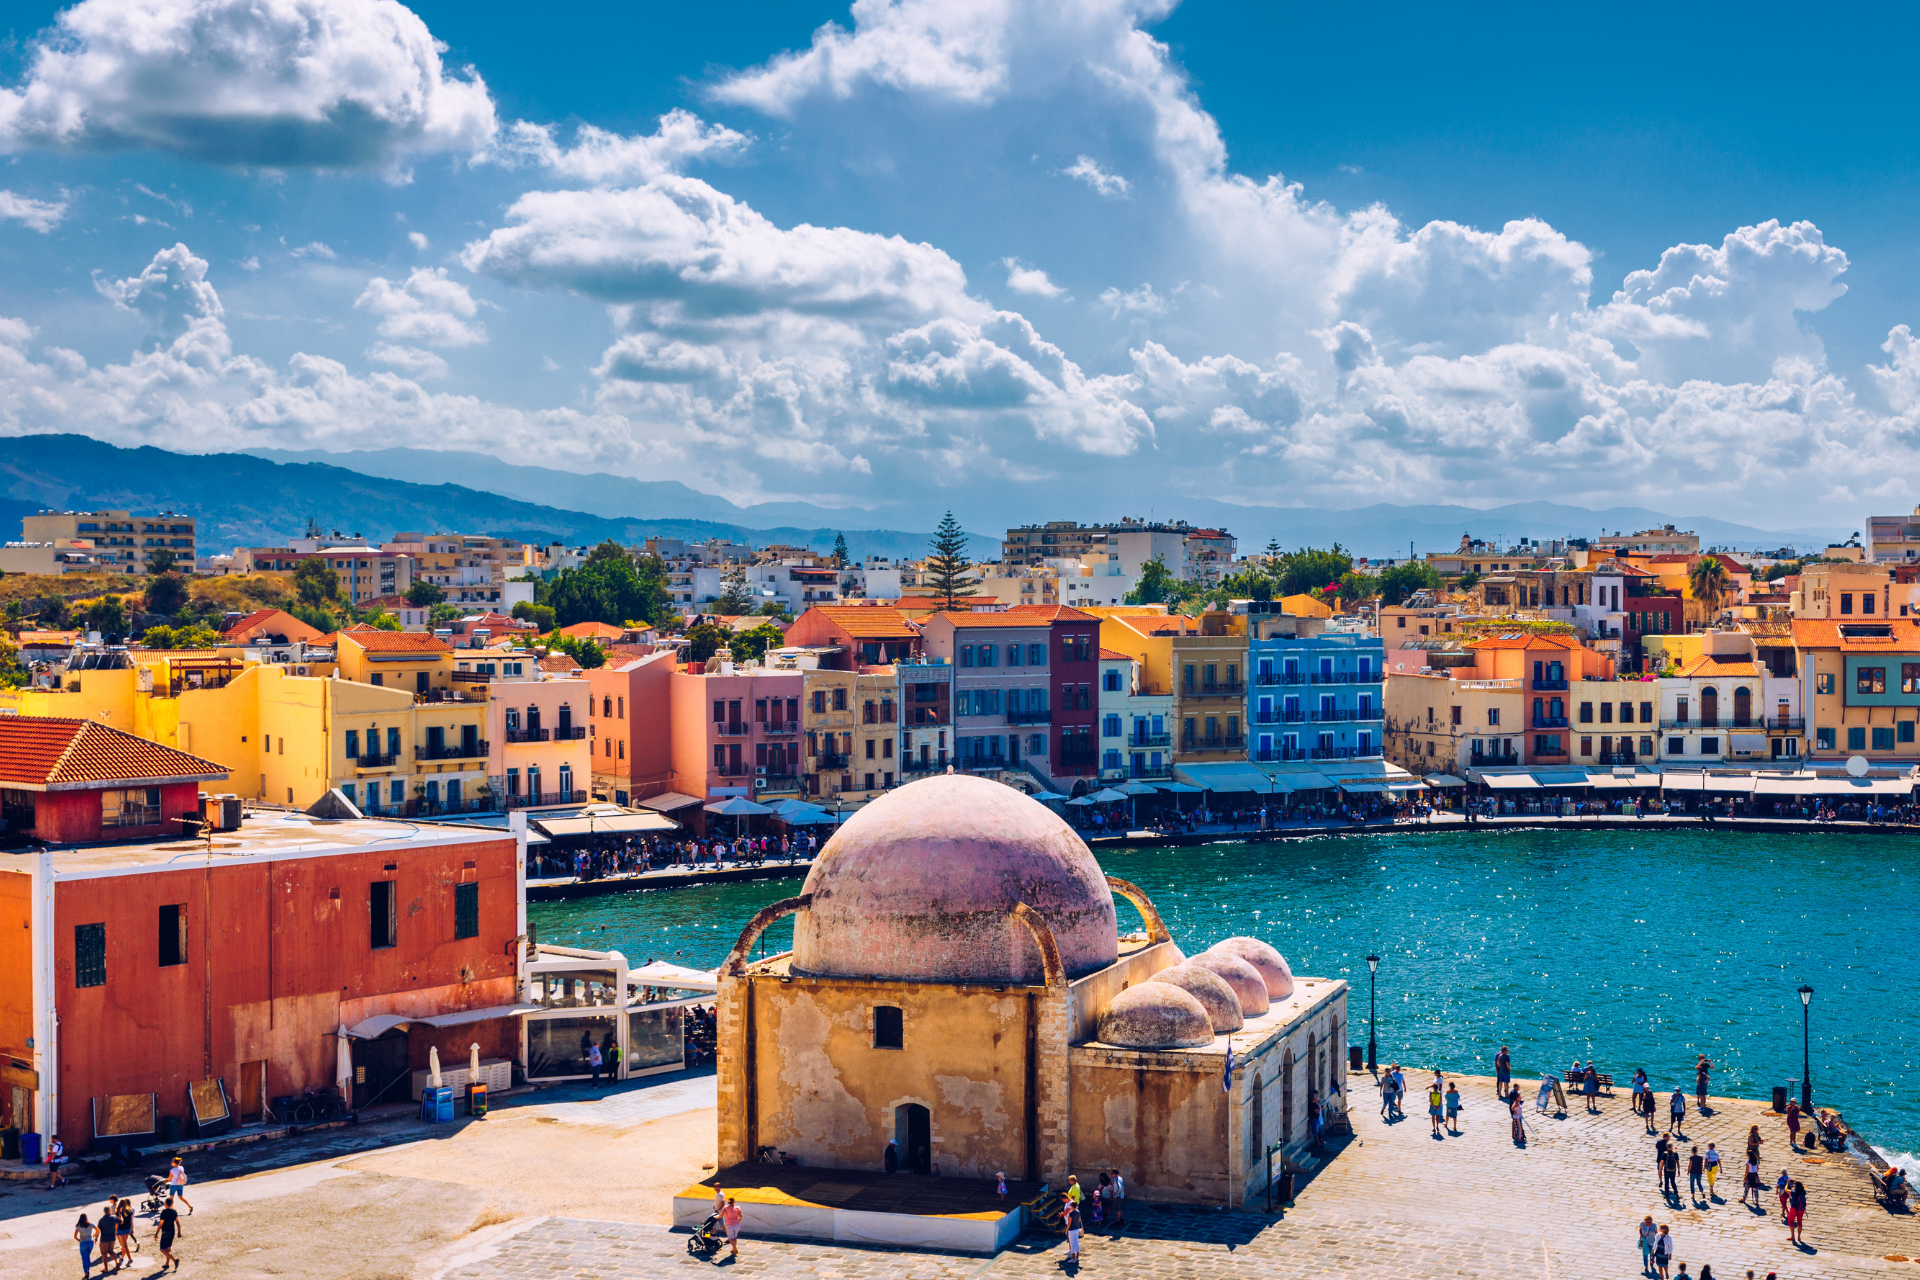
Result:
[1246, 610, 1386, 765]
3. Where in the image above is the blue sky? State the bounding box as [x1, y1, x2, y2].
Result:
[0, 0, 1915, 532]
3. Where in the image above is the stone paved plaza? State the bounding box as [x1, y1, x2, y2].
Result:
[446, 1075, 1920, 1280]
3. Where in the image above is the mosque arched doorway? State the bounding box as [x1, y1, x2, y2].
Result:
[895, 1103, 932, 1174]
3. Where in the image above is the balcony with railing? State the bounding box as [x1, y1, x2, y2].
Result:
[1007, 708, 1053, 725]
[1531, 715, 1570, 729]
[1595, 750, 1637, 766]
[1253, 711, 1306, 725]
[756, 774, 802, 793]
[900, 759, 950, 777]
[1129, 731, 1173, 746]
[1531, 678, 1569, 691]
[1309, 671, 1381, 685]
[1126, 761, 1174, 779]
[1311, 708, 1383, 723]
[1470, 749, 1520, 767]
[552, 725, 587, 740]
[1310, 745, 1374, 760]
[355, 752, 399, 770]
[500, 788, 582, 809]
[760, 719, 800, 735]
[1255, 671, 1306, 686]
[1181, 734, 1246, 751]
[716, 722, 754, 737]
[1253, 747, 1308, 762]
[1182, 681, 1246, 697]
[814, 751, 849, 770]
[417, 739, 489, 761]
[504, 727, 550, 743]
[1768, 716, 1805, 732]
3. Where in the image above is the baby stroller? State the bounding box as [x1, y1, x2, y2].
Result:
[141, 1174, 173, 1217]
[686, 1209, 725, 1257]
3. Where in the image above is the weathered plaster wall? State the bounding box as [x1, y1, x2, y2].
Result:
[746, 972, 1040, 1179]
[1068, 1048, 1230, 1203]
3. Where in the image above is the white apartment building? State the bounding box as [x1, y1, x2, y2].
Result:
[1098, 651, 1175, 781]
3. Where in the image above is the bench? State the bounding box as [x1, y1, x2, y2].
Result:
[1871, 1169, 1909, 1210]
[1569, 1070, 1615, 1097]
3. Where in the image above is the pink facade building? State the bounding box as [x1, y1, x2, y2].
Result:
[668, 668, 806, 832]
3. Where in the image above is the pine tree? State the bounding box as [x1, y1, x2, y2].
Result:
[716, 567, 757, 615]
[832, 531, 849, 567]
[926, 511, 978, 608]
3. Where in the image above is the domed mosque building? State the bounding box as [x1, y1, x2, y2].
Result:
[712, 775, 1351, 1219]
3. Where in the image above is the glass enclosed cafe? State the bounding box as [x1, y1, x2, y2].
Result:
[521, 944, 715, 1082]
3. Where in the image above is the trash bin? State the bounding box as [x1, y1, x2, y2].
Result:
[1349, 1046, 1363, 1070]
[162, 1114, 182, 1143]
[19, 1130, 41, 1164]
[1772, 1085, 1789, 1113]
[1277, 1170, 1296, 1206]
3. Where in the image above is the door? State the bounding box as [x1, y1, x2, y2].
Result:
[895, 1103, 932, 1174]
[1700, 687, 1718, 728]
[352, 1028, 410, 1110]
[238, 1059, 266, 1124]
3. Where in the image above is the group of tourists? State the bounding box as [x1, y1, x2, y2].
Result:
[73, 1158, 191, 1274]
[1058, 1168, 1127, 1262]
[533, 830, 822, 880]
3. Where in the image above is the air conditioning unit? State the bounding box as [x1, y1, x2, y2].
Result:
[294, 665, 310, 676]
[756, 765, 767, 774]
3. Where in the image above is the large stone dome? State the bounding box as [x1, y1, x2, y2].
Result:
[1097, 983, 1214, 1049]
[790, 775, 1120, 983]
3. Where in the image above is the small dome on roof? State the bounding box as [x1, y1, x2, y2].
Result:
[1097, 983, 1214, 1049]
[1191, 952, 1270, 1016]
[791, 775, 1118, 984]
[1205, 937, 1294, 1000]
[1148, 962, 1244, 1033]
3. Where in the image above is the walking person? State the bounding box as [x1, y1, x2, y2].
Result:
[1787, 1179, 1808, 1245]
[1687, 1147, 1705, 1202]
[166, 1158, 194, 1214]
[1509, 1089, 1526, 1145]
[1109, 1167, 1126, 1229]
[1740, 1155, 1762, 1207]
[114, 1201, 134, 1269]
[1390, 1064, 1407, 1118]
[75, 1214, 96, 1277]
[1668, 1087, 1687, 1134]
[1785, 1099, 1803, 1149]
[1445, 1081, 1462, 1134]
[1495, 1045, 1512, 1097]
[588, 1040, 603, 1086]
[1653, 1225, 1673, 1280]
[1775, 1169, 1792, 1219]
[1704, 1144, 1721, 1199]
[1655, 1134, 1672, 1188]
[47, 1135, 67, 1190]
[1631, 1068, 1647, 1120]
[1064, 1194, 1084, 1263]
[1696, 1055, 1712, 1113]
[721, 1196, 744, 1259]
[1661, 1142, 1681, 1197]
[153, 1200, 182, 1272]
[95, 1202, 117, 1274]
[1638, 1215, 1657, 1275]
[1428, 1078, 1445, 1135]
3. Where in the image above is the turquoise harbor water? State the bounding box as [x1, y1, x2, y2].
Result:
[529, 828, 1920, 1155]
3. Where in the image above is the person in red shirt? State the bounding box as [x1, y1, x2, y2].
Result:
[721, 1196, 744, 1259]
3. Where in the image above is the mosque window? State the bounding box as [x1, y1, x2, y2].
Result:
[873, 1005, 904, 1050]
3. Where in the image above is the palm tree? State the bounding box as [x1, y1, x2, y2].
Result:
[1689, 555, 1729, 618]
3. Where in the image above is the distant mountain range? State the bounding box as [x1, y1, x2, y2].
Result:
[0, 435, 1849, 567]
[245, 447, 1848, 555]
[0, 436, 999, 562]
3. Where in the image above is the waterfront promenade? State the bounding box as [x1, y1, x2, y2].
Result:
[523, 807, 1920, 900]
[440, 1072, 1914, 1279]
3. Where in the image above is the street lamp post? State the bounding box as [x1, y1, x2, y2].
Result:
[1798, 984, 1814, 1111]
[1366, 954, 1380, 1073]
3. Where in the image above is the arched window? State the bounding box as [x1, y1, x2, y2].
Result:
[1733, 686, 1752, 727]
[1280, 1049, 1294, 1144]
[1308, 1030, 1319, 1100]
[1700, 686, 1719, 728]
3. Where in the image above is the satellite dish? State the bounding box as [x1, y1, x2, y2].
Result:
[1846, 754, 1870, 777]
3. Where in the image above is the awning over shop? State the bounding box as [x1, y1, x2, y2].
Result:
[1481, 773, 1540, 790]
[1173, 763, 1276, 792]
[1585, 771, 1657, 790]
[1729, 733, 1768, 754]
[1532, 771, 1590, 788]
[630, 961, 718, 992]
[1423, 774, 1467, 787]
[1753, 775, 1814, 795]
[1265, 770, 1336, 793]
[344, 1003, 543, 1038]
[1819, 777, 1914, 796]
[1662, 772, 1755, 793]
[1339, 779, 1428, 794]
[639, 791, 704, 813]
[534, 810, 680, 838]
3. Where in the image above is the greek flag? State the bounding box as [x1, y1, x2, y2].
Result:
[1222, 1046, 1235, 1094]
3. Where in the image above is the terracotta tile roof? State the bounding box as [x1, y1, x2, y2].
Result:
[805, 606, 918, 639]
[1791, 619, 1920, 650]
[1098, 648, 1133, 661]
[1001, 604, 1099, 623]
[340, 631, 453, 655]
[557, 621, 624, 641]
[223, 608, 282, 635]
[892, 596, 998, 611]
[935, 611, 1051, 628]
[1468, 633, 1589, 651]
[1674, 654, 1761, 679]
[0, 717, 228, 790]
[537, 652, 581, 672]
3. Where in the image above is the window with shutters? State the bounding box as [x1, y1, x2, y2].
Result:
[454, 882, 479, 940]
[75, 922, 106, 988]
[371, 880, 397, 949]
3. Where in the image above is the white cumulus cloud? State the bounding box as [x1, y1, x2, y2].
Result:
[0, 0, 497, 169]
[0, 190, 67, 232]
[495, 109, 750, 185]
[1065, 155, 1129, 197]
[354, 268, 486, 347]
[1002, 258, 1064, 298]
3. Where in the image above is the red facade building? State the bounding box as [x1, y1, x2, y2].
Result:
[1006, 605, 1102, 779]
